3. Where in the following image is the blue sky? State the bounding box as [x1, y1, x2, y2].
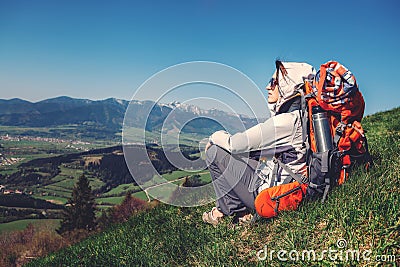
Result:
[0, 0, 399, 115]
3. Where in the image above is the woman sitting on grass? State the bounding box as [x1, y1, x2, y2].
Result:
[203, 61, 315, 226]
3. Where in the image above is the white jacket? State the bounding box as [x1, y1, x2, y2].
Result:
[209, 62, 315, 192]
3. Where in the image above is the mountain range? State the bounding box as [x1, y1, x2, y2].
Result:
[0, 96, 259, 138]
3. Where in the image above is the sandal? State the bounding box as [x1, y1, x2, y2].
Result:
[238, 213, 254, 224]
[232, 211, 254, 226]
[202, 207, 222, 226]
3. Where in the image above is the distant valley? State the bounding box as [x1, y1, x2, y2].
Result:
[0, 96, 262, 233]
[0, 96, 260, 142]
[0, 96, 259, 229]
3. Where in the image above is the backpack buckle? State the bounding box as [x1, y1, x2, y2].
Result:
[334, 122, 347, 145]
[335, 122, 346, 136]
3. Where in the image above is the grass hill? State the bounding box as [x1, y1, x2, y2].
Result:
[27, 108, 400, 266]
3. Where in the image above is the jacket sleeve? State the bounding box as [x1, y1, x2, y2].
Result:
[209, 111, 299, 154]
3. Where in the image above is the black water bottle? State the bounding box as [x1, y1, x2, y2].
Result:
[312, 106, 333, 152]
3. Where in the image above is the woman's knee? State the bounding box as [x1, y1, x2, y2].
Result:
[205, 144, 228, 164]
[205, 144, 217, 163]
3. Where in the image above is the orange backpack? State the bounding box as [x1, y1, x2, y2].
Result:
[255, 61, 372, 218]
[306, 61, 370, 185]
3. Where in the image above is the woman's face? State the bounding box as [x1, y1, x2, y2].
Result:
[266, 71, 279, 104]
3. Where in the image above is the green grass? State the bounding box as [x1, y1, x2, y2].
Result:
[96, 196, 125, 205]
[50, 175, 68, 183]
[161, 170, 203, 181]
[145, 185, 175, 203]
[198, 172, 211, 183]
[58, 166, 84, 178]
[138, 170, 208, 191]
[27, 107, 400, 266]
[88, 177, 106, 191]
[0, 152, 59, 173]
[132, 191, 150, 201]
[0, 125, 53, 132]
[102, 183, 141, 197]
[0, 166, 19, 176]
[37, 166, 104, 200]
[0, 128, 119, 174]
[136, 170, 210, 202]
[51, 179, 77, 190]
[44, 185, 72, 194]
[0, 125, 120, 145]
[32, 195, 68, 205]
[143, 170, 209, 186]
[0, 219, 61, 233]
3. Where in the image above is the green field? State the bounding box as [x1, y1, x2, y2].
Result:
[1, 159, 208, 234]
[28, 107, 400, 266]
[0, 219, 61, 233]
[161, 170, 201, 181]
[100, 170, 209, 199]
[0, 125, 120, 145]
[132, 191, 149, 201]
[0, 127, 119, 177]
[96, 196, 125, 205]
[198, 172, 211, 183]
[33, 195, 68, 205]
[99, 170, 211, 203]
[0, 125, 74, 134]
[98, 170, 211, 202]
[0, 166, 19, 176]
[35, 166, 105, 201]
[102, 183, 141, 197]
[0, 131, 113, 200]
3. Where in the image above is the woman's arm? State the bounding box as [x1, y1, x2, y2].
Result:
[209, 111, 299, 154]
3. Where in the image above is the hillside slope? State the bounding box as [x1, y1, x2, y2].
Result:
[28, 108, 400, 266]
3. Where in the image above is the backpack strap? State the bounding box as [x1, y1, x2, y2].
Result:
[299, 90, 309, 146]
[282, 176, 294, 185]
[315, 63, 327, 107]
[321, 151, 329, 173]
[272, 88, 311, 186]
[271, 161, 279, 186]
[272, 157, 309, 184]
[362, 135, 373, 168]
[334, 122, 346, 145]
[320, 151, 331, 203]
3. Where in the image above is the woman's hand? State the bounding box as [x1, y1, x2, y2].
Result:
[205, 141, 212, 152]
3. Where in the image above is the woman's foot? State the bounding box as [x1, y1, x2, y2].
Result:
[232, 210, 254, 225]
[202, 207, 224, 226]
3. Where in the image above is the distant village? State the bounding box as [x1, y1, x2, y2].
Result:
[0, 134, 94, 196]
[0, 184, 31, 195]
[1, 134, 90, 146]
[0, 153, 23, 166]
[0, 134, 92, 168]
